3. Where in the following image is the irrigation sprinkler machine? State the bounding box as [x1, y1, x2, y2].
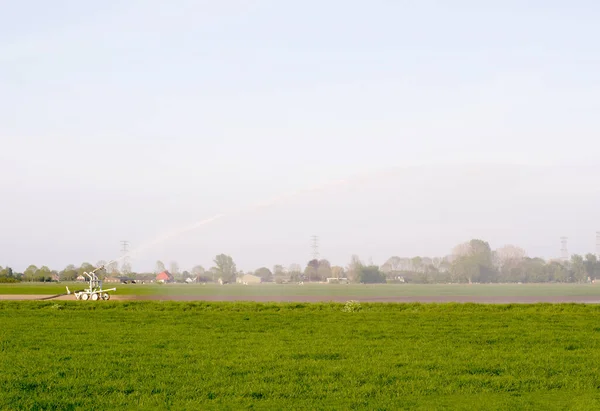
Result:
[65, 263, 116, 301]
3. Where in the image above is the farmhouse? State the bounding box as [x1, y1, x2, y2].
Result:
[326, 277, 349, 284]
[237, 274, 262, 285]
[105, 276, 133, 284]
[156, 271, 174, 283]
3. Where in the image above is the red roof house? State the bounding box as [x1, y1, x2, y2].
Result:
[156, 271, 174, 283]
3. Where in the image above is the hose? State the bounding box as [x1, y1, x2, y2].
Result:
[36, 293, 70, 300]
[35, 288, 85, 300]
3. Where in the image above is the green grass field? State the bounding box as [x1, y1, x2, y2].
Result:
[2, 301, 600, 409]
[2, 282, 600, 298]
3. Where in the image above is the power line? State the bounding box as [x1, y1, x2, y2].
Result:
[120, 240, 129, 254]
[120, 241, 130, 273]
[310, 235, 319, 260]
[560, 236, 569, 261]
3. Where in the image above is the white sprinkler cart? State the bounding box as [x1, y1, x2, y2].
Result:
[66, 264, 116, 301]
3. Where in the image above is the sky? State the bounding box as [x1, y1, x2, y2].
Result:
[1, 1, 599, 273]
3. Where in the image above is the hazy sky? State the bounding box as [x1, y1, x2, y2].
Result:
[1, 1, 599, 272]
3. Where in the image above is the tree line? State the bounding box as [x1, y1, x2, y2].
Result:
[381, 240, 599, 284]
[2, 239, 599, 284]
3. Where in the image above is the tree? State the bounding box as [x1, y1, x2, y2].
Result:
[0, 266, 17, 283]
[546, 261, 568, 282]
[208, 267, 219, 282]
[380, 262, 393, 275]
[450, 256, 477, 283]
[191, 265, 205, 277]
[304, 259, 319, 282]
[288, 263, 302, 274]
[494, 245, 527, 282]
[254, 267, 273, 282]
[450, 239, 497, 283]
[60, 264, 78, 281]
[106, 261, 120, 275]
[155, 260, 166, 274]
[95, 260, 109, 278]
[331, 266, 345, 279]
[439, 257, 452, 273]
[494, 245, 526, 269]
[288, 263, 302, 282]
[78, 263, 95, 277]
[520, 258, 548, 283]
[347, 255, 363, 283]
[470, 239, 494, 263]
[585, 253, 599, 280]
[570, 254, 587, 282]
[194, 268, 212, 282]
[411, 257, 423, 273]
[452, 242, 473, 258]
[272, 265, 287, 283]
[381, 256, 402, 274]
[317, 259, 332, 280]
[213, 254, 236, 283]
[358, 265, 386, 284]
[382, 256, 413, 273]
[23, 265, 38, 282]
[37, 266, 52, 282]
[121, 261, 132, 276]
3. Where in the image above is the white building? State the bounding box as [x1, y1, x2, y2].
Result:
[236, 274, 262, 284]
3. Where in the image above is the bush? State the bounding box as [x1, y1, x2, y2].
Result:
[0, 277, 20, 283]
[342, 300, 362, 312]
[358, 266, 386, 284]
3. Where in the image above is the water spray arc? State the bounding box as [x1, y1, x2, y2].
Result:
[112, 175, 362, 266]
[90, 166, 412, 280]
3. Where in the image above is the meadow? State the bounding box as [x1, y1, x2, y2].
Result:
[1, 301, 600, 409]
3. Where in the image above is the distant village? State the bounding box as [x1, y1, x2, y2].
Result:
[78, 270, 266, 285]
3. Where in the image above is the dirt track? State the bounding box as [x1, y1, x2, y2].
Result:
[3, 294, 600, 303]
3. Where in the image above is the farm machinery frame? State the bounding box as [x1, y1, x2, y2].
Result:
[66, 263, 116, 301]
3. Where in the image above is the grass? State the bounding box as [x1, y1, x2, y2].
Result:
[2, 281, 600, 298]
[1, 301, 600, 409]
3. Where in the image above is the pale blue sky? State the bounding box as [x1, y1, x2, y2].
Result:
[1, 1, 599, 272]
